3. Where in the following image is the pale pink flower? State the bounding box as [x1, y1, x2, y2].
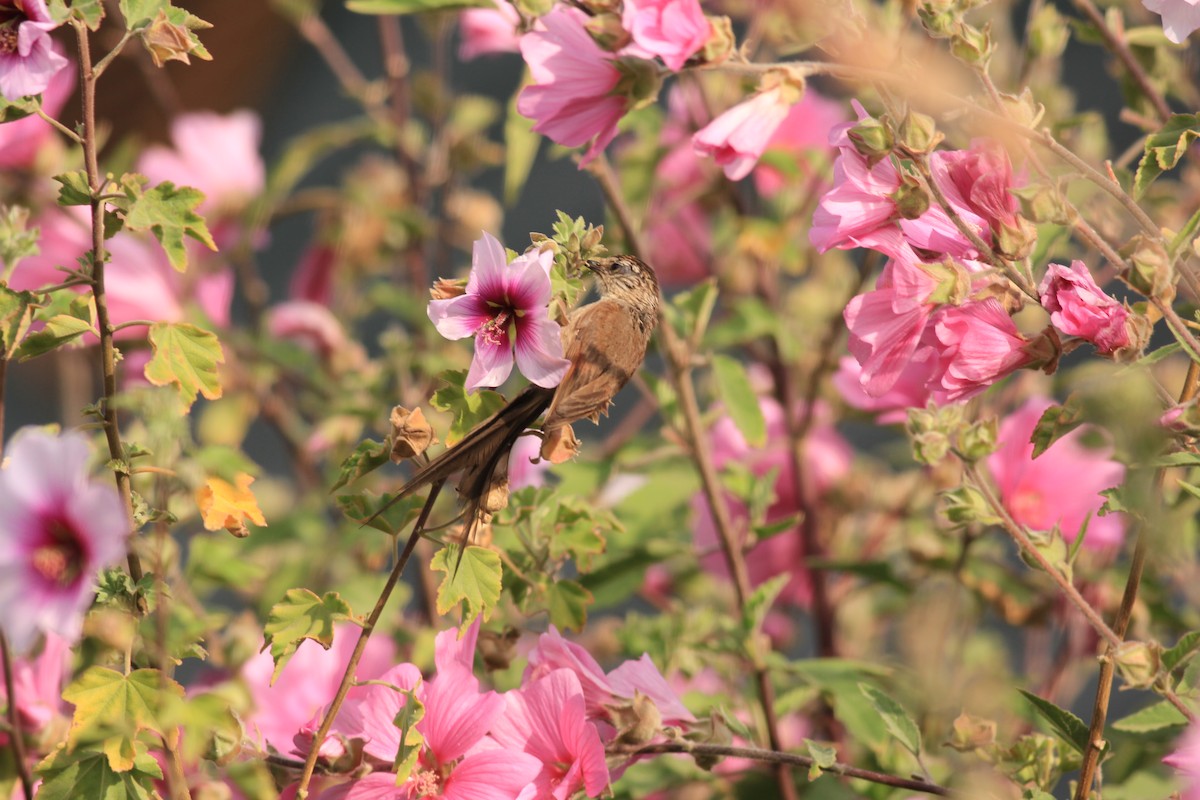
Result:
[1166, 722, 1200, 800]
[458, 1, 520, 60]
[428, 232, 570, 393]
[0, 52, 72, 169]
[832, 351, 936, 423]
[929, 298, 1030, 403]
[266, 301, 349, 360]
[1038, 260, 1129, 355]
[0, 429, 127, 652]
[1143, 0, 1200, 43]
[622, 0, 710, 71]
[241, 623, 397, 755]
[753, 90, 847, 198]
[0, 0, 68, 99]
[137, 110, 265, 219]
[517, 6, 628, 166]
[509, 433, 551, 490]
[693, 84, 797, 181]
[0, 633, 70, 736]
[490, 669, 610, 799]
[988, 397, 1126, 549]
[694, 396, 851, 607]
[929, 141, 1020, 240]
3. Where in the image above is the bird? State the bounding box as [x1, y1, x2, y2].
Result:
[370, 254, 661, 549]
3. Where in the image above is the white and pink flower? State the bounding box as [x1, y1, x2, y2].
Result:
[693, 82, 798, 181]
[0, 0, 68, 99]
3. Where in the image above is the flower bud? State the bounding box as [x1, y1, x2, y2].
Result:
[1019, 527, 1070, 579]
[847, 116, 894, 166]
[585, 11, 631, 51]
[917, 5, 957, 36]
[478, 626, 521, 671]
[946, 712, 997, 751]
[994, 216, 1038, 260]
[958, 417, 998, 462]
[1112, 641, 1160, 689]
[893, 174, 931, 220]
[1014, 183, 1071, 225]
[1028, 4, 1069, 58]
[1121, 234, 1175, 298]
[609, 691, 663, 745]
[700, 15, 735, 64]
[614, 56, 664, 111]
[430, 277, 467, 301]
[1021, 325, 1062, 375]
[919, 258, 972, 305]
[940, 486, 1001, 525]
[143, 9, 197, 68]
[897, 110, 942, 155]
[907, 405, 963, 466]
[951, 23, 994, 65]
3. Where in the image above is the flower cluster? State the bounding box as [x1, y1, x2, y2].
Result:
[246, 622, 691, 800]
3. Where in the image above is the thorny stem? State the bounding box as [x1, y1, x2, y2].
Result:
[295, 481, 445, 799]
[1, 634, 33, 800]
[1066, 0, 1172, 124]
[587, 157, 799, 800]
[1074, 361, 1200, 799]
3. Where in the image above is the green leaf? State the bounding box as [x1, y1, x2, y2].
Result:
[1021, 791, 1056, 800]
[54, 171, 93, 206]
[330, 439, 391, 493]
[859, 683, 922, 757]
[1134, 113, 1200, 198]
[711, 355, 766, 448]
[504, 83, 540, 206]
[1029, 399, 1081, 459]
[546, 578, 592, 632]
[347, 0, 489, 12]
[61, 667, 184, 771]
[741, 573, 789, 667]
[803, 738, 837, 780]
[143, 322, 224, 408]
[1017, 688, 1091, 754]
[119, 0, 161, 27]
[336, 492, 424, 533]
[391, 687, 426, 782]
[0, 94, 40, 123]
[36, 744, 161, 800]
[0, 286, 35, 359]
[15, 307, 96, 361]
[431, 545, 502, 624]
[1111, 700, 1188, 733]
[666, 278, 718, 344]
[430, 370, 507, 446]
[70, 0, 106, 28]
[263, 589, 354, 684]
[122, 181, 216, 270]
[1164, 631, 1200, 672]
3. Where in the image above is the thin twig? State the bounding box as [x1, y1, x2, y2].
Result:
[295, 480, 445, 799]
[1, 634, 34, 800]
[1067, 0, 1172, 124]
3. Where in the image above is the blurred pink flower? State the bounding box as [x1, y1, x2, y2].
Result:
[1166, 722, 1200, 799]
[518, 6, 627, 166]
[0, 428, 127, 652]
[137, 110, 265, 220]
[0, 0, 68, 99]
[833, 351, 935, 423]
[0, 53, 72, 169]
[694, 396, 851, 607]
[622, 0, 710, 71]
[241, 623, 397, 755]
[290, 245, 336, 306]
[1038, 260, 1129, 355]
[929, 299, 1029, 403]
[266, 301, 349, 360]
[490, 669, 610, 799]
[988, 396, 1126, 549]
[509, 433, 551, 490]
[1142, 0, 1200, 43]
[753, 90, 847, 198]
[428, 232, 570, 393]
[0, 632, 70, 737]
[693, 84, 797, 181]
[7, 209, 233, 336]
[458, 0, 520, 60]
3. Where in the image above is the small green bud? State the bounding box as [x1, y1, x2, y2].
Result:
[893, 175, 931, 220]
[1028, 4, 1069, 59]
[897, 110, 942, 154]
[958, 417, 998, 462]
[847, 116, 894, 166]
[940, 486, 1000, 525]
[994, 216, 1038, 260]
[919, 258, 971, 305]
[1019, 527, 1070, 579]
[917, 4, 956, 36]
[1112, 641, 1161, 690]
[585, 11, 631, 50]
[613, 57, 664, 111]
[951, 23, 994, 65]
[997, 87, 1045, 129]
[1120, 234, 1174, 298]
[1013, 183, 1071, 225]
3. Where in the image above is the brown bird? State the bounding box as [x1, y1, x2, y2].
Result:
[371, 254, 661, 543]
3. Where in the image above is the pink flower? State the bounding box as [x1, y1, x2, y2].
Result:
[428, 232, 570, 393]
[693, 83, 798, 181]
[0, 633, 70, 736]
[241, 623, 397, 755]
[0, 53, 72, 169]
[490, 669, 610, 799]
[928, 298, 1030, 403]
[1142, 0, 1200, 43]
[753, 90, 847, 198]
[988, 397, 1126, 549]
[1038, 260, 1129, 355]
[137, 110, 265, 219]
[694, 396, 851, 607]
[266, 301, 349, 360]
[0, 428, 127, 651]
[929, 141, 1020, 241]
[290, 245, 336, 306]
[832, 352, 936, 423]
[0, 0, 68, 99]
[518, 6, 628, 166]
[509, 434, 551, 491]
[1165, 722, 1200, 800]
[622, 0, 710, 72]
[458, 1, 520, 60]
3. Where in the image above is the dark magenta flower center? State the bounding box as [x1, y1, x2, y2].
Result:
[31, 516, 86, 587]
[478, 308, 513, 347]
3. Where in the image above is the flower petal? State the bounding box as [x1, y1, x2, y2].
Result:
[429, 293, 492, 341]
[514, 316, 570, 389]
[466, 332, 515, 391]
[467, 231, 510, 300]
[444, 751, 542, 800]
[419, 665, 505, 765]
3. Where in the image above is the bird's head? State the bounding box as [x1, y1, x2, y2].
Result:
[585, 255, 660, 313]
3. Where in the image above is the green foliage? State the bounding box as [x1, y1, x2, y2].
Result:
[858, 684, 923, 758]
[14, 294, 96, 361]
[1134, 113, 1200, 198]
[0, 94, 41, 122]
[35, 744, 161, 800]
[61, 667, 184, 771]
[546, 578, 593, 631]
[504, 89, 540, 206]
[1163, 630, 1200, 672]
[0, 206, 41, 280]
[0, 285, 35, 359]
[431, 544, 503, 624]
[391, 688, 426, 781]
[263, 589, 355, 683]
[430, 370, 508, 446]
[1018, 689, 1093, 755]
[1029, 399, 1082, 459]
[54, 171, 93, 206]
[143, 322, 225, 408]
[331, 439, 392, 493]
[711, 354, 766, 448]
[803, 739, 837, 780]
[121, 181, 216, 270]
[1112, 700, 1188, 733]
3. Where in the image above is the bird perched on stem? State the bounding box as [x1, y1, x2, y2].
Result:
[371, 255, 661, 549]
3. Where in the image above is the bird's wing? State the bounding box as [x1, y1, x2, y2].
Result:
[543, 300, 646, 431]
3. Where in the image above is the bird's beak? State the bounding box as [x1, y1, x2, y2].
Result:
[584, 259, 601, 273]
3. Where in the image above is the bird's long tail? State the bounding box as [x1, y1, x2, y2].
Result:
[364, 384, 554, 531]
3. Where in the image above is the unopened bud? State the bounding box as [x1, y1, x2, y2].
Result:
[540, 424, 580, 463]
[1019, 527, 1070, 578]
[1014, 183, 1071, 225]
[514, 0, 553, 16]
[482, 459, 510, 514]
[920, 258, 971, 304]
[847, 116, 894, 166]
[893, 175, 931, 220]
[430, 277, 467, 300]
[700, 15, 734, 65]
[940, 486, 1001, 525]
[389, 406, 436, 462]
[1112, 311, 1152, 363]
[1021, 326, 1062, 375]
[917, 5, 957, 36]
[614, 57, 664, 111]
[1113, 641, 1160, 689]
[1121, 234, 1175, 298]
[897, 110, 941, 154]
[585, 11, 631, 50]
[577, 0, 619, 12]
[951, 23, 994, 65]
[1028, 4, 1069, 58]
[946, 712, 997, 751]
[994, 216, 1038, 260]
[958, 417, 998, 462]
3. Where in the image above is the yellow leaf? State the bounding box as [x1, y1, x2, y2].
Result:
[196, 473, 266, 537]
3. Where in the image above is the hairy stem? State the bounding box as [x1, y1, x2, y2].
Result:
[295, 481, 445, 799]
